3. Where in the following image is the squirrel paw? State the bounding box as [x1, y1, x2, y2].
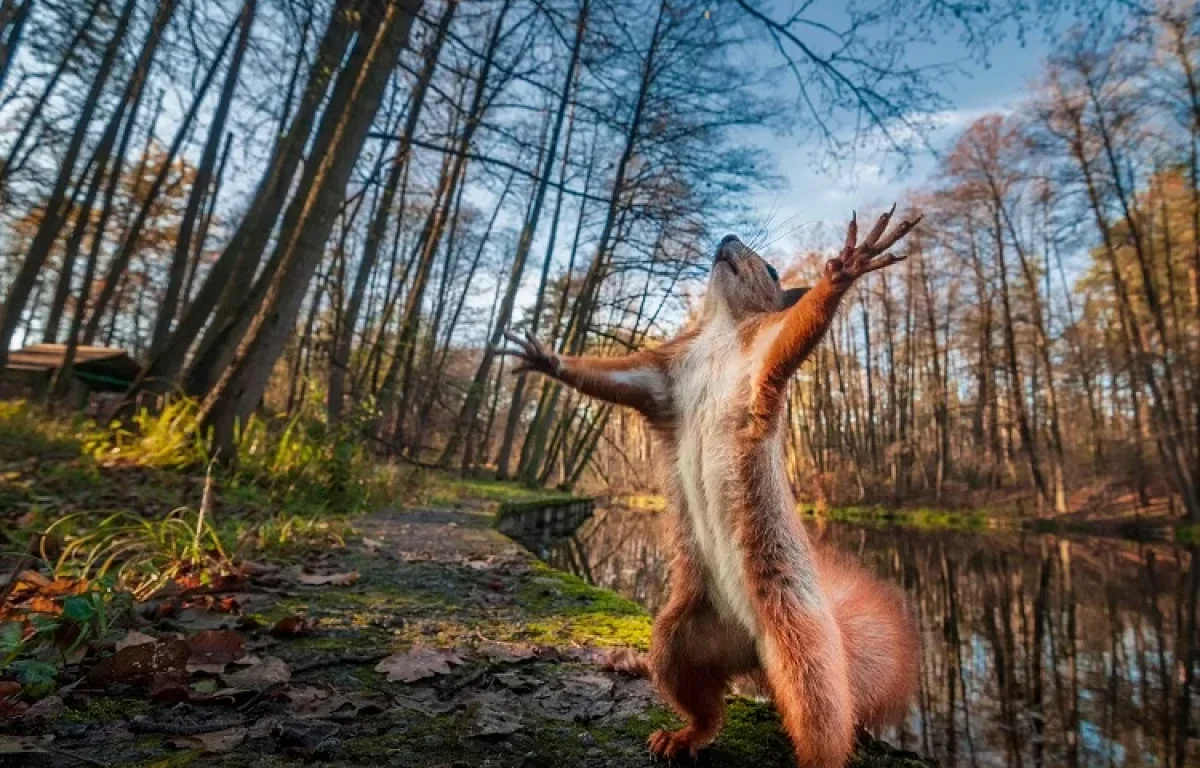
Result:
[647, 727, 705, 761]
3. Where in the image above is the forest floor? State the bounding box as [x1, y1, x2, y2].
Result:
[2, 504, 935, 768]
[0, 403, 933, 767]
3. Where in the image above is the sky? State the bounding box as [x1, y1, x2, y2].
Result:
[743, 3, 1058, 260]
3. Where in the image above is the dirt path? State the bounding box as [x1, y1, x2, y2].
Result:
[14, 502, 933, 767]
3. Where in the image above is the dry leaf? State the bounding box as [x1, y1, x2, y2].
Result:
[270, 615, 314, 637]
[88, 638, 190, 689]
[0, 734, 52, 754]
[116, 630, 157, 652]
[468, 692, 523, 737]
[374, 645, 463, 683]
[187, 630, 247, 665]
[170, 726, 248, 753]
[477, 640, 537, 664]
[220, 656, 291, 690]
[297, 571, 358, 587]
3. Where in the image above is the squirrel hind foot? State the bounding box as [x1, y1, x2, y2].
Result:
[647, 727, 709, 762]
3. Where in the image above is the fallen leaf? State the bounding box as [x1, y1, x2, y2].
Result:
[15, 570, 50, 589]
[468, 691, 523, 737]
[0, 681, 26, 719]
[282, 686, 387, 721]
[477, 640, 537, 664]
[20, 695, 63, 725]
[88, 638, 190, 689]
[187, 630, 247, 665]
[374, 645, 464, 683]
[170, 726, 248, 753]
[38, 578, 88, 597]
[270, 615, 314, 637]
[220, 656, 290, 690]
[273, 719, 340, 759]
[171, 607, 240, 631]
[117, 630, 158, 651]
[0, 734, 52, 754]
[21, 595, 61, 615]
[535, 673, 615, 722]
[296, 571, 358, 587]
[493, 672, 539, 692]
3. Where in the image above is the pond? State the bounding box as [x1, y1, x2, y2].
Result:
[512, 504, 1200, 768]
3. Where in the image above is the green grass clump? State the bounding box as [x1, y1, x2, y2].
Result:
[808, 504, 989, 530]
[1177, 524, 1200, 545]
[412, 470, 574, 506]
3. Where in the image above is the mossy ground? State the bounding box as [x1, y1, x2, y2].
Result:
[12, 501, 932, 767]
[3, 404, 929, 767]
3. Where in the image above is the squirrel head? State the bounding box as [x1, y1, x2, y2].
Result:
[705, 235, 807, 322]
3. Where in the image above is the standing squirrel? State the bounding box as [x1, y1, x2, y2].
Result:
[501, 208, 921, 767]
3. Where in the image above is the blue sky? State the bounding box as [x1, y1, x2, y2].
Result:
[743, 5, 1057, 259]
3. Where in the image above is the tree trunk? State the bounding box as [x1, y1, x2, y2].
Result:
[83, 7, 244, 346]
[131, 0, 356, 398]
[0, 0, 137, 369]
[151, 0, 257, 354]
[197, 0, 421, 456]
[43, 0, 176, 345]
[327, 0, 456, 423]
[494, 0, 588, 478]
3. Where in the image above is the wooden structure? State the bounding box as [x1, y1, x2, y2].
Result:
[494, 497, 595, 540]
[0, 344, 139, 403]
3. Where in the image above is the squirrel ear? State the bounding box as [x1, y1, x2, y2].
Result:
[779, 286, 810, 310]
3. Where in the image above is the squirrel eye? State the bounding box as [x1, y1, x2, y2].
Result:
[766, 264, 779, 282]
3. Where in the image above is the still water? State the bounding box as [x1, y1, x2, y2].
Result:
[515, 504, 1200, 768]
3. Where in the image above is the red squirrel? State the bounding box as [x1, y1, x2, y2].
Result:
[501, 208, 921, 767]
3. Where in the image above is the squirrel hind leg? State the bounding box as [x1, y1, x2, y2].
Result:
[648, 598, 755, 759]
[753, 595, 856, 768]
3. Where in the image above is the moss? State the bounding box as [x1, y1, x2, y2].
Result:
[808, 504, 989, 531]
[132, 753, 201, 768]
[63, 695, 153, 723]
[414, 469, 574, 506]
[517, 563, 652, 648]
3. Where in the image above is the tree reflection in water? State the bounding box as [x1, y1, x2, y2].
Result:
[517, 505, 1200, 768]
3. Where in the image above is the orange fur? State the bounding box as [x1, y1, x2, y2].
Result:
[501, 212, 921, 767]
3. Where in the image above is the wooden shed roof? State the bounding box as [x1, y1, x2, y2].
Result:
[4, 344, 139, 390]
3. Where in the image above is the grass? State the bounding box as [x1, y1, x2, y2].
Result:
[805, 504, 991, 530]
[1177, 524, 1200, 545]
[412, 470, 574, 506]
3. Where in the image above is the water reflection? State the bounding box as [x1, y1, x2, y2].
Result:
[516, 506, 1200, 768]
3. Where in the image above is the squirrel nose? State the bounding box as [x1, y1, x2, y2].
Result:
[715, 234, 741, 260]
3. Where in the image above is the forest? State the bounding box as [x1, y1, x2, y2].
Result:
[0, 0, 1194, 524]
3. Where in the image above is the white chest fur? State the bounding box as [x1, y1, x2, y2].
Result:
[672, 316, 760, 632]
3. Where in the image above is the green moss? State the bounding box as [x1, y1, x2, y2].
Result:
[514, 563, 652, 648]
[808, 505, 989, 531]
[414, 469, 574, 506]
[63, 695, 153, 723]
[132, 753, 201, 768]
[1177, 524, 1200, 545]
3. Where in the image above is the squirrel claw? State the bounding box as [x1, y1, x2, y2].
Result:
[648, 728, 704, 762]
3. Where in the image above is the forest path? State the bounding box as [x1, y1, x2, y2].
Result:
[21, 502, 932, 767]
